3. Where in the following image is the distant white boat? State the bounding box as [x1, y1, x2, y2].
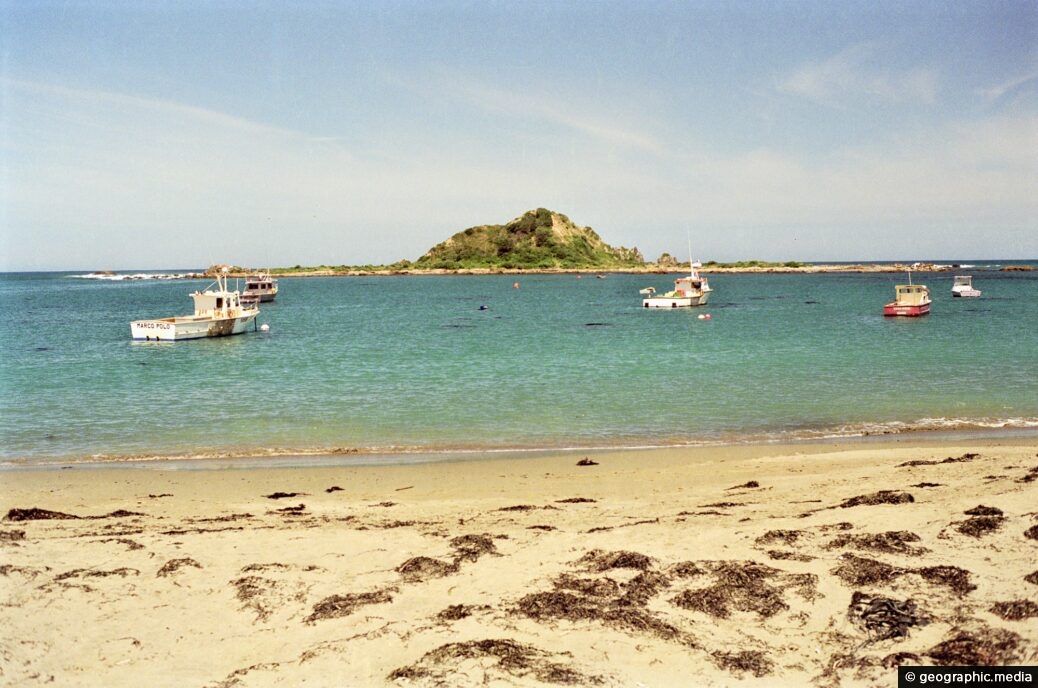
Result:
[951, 275, 981, 298]
[641, 262, 712, 308]
[243, 272, 279, 303]
[130, 271, 260, 341]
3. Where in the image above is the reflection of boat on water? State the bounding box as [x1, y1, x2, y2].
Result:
[951, 275, 981, 298]
[641, 262, 712, 308]
[883, 277, 931, 317]
[130, 271, 260, 341]
[243, 272, 279, 303]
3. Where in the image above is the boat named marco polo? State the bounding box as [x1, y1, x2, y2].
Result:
[641, 261, 712, 308]
[130, 271, 260, 341]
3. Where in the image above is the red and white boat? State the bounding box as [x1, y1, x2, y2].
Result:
[883, 280, 931, 317]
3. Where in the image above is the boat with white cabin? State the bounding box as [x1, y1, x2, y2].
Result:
[641, 261, 712, 308]
[243, 272, 279, 303]
[883, 276, 931, 317]
[130, 271, 260, 341]
[951, 275, 981, 298]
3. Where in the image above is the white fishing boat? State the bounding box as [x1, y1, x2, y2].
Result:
[951, 275, 981, 298]
[642, 261, 712, 308]
[243, 271, 279, 302]
[130, 271, 260, 341]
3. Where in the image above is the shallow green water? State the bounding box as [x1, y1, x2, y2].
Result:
[1, 266, 1036, 465]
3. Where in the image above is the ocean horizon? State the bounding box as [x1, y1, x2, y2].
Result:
[2, 264, 1036, 468]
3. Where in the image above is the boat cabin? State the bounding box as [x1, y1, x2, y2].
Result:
[893, 284, 930, 306]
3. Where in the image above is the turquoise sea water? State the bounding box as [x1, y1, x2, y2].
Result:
[1, 266, 1036, 466]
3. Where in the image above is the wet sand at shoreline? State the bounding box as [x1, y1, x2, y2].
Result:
[2, 438, 1036, 686]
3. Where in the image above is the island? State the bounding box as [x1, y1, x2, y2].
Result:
[201, 208, 1029, 277]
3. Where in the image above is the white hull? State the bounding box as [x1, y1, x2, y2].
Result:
[643, 293, 710, 308]
[131, 312, 258, 341]
[951, 288, 981, 298]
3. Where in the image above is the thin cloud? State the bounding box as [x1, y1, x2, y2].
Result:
[401, 68, 664, 154]
[978, 69, 1038, 101]
[778, 43, 938, 108]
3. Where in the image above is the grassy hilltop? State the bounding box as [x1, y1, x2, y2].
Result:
[414, 208, 644, 270]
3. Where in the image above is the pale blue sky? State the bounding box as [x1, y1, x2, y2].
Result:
[2, 0, 1036, 270]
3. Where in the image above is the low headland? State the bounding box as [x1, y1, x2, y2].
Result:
[201, 209, 1031, 278]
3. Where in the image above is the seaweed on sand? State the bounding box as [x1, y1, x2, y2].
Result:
[263, 492, 304, 499]
[964, 505, 1003, 516]
[396, 556, 459, 583]
[897, 453, 978, 467]
[0, 529, 26, 542]
[515, 591, 683, 640]
[914, 566, 976, 595]
[988, 600, 1038, 621]
[671, 561, 817, 620]
[305, 590, 393, 623]
[925, 628, 1024, 665]
[578, 549, 653, 572]
[956, 515, 1005, 538]
[755, 529, 805, 546]
[450, 533, 499, 562]
[838, 491, 914, 508]
[711, 650, 773, 678]
[1026, 571, 1038, 586]
[388, 638, 602, 685]
[157, 558, 202, 577]
[727, 480, 759, 490]
[825, 530, 927, 556]
[1024, 525, 1038, 541]
[848, 591, 929, 641]
[5, 508, 80, 521]
[831, 554, 906, 587]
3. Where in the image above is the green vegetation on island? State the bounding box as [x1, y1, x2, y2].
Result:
[414, 208, 644, 270]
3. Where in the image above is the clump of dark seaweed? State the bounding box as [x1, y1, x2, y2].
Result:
[956, 515, 1005, 538]
[1026, 571, 1038, 586]
[668, 561, 705, 578]
[711, 650, 773, 678]
[838, 491, 914, 508]
[898, 453, 978, 468]
[5, 508, 79, 521]
[0, 529, 26, 542]
[325, 485, 343, 493]
[671, 561, 816, 620]
[437, 604, 477, 621]
[964, 505, 1003, 516]
[727, 480, 759, 490]
[388, 638, 602, 686]
[848, 591, 929, 641]
[915, 566, 976, 595]
[767, 550, 814, 562]
[1017, 465, 1038, 483]
[499, 504, 538, 512]
[576, 457, 598, 466]
[578, 549, 653, 572]
[1024, 525, 1038, 541]
[926, 628, 1023, 665]
[55, 567, 138, 580]
[755, 529, 804, 546]
[396, 556, 459, 583]
[989, 600, 1038, 621]
[825, 531, 927, 556]
[305, 590, 392, 623]
[832, 554, 905, 587]
[450, 533, 499, 562]
[263, 492, 304, 499]
[157, 558, 202, 577]
[555, 497, 596, 504]
[911, 482, 943, 488]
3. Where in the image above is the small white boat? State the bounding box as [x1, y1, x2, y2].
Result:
[243, 272, 279, 302]
[883, 282, 931, 317]
[951, 275, 981, 298]
[642, 262, 712, 308]
[130, 271, 260, 341]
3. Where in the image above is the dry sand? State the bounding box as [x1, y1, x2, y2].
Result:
[2, 438, 1036, 687]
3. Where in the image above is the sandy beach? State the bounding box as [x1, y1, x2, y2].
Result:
[2, 438, 1036, 687]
